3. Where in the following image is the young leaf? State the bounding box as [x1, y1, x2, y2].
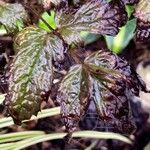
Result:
[38, 11, 56, 31]
[6, 26, 65, 124]
[125, 5, 135, 18]
[57, 65, 89, 132]
[80, 31, 100, 45]
[0, 1, 27, 33]
[55, 0, 127, 44]
[105, 19, 137, 54]
[134, 0, 150, 41]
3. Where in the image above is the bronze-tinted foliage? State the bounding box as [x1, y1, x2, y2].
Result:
[5, 27, 66, 124]
[86, 50, 148, 133]
[89, 77, 136, 134]
[42, 0, 68, 10]
[2, 0, 149, 133]
[57, 50, 148, 132]
[121, 0, 139, 5]
[56, 0, 127, 44]
[136, 21, 150, 41]
[57, 65, 90, 132]
[134, 0, 150, 41]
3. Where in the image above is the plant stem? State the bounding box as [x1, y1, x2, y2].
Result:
[24, 5, 54, 31]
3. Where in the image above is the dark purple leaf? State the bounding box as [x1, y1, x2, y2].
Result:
[56, 0, 127, 44]
[136, 21, 150, 41]
[57, 65, 90, 132]
[85, 50, 148, 94]
[57, 49, 149, 133]
[134, 0, 150, 41]
[84, 50, 149, 133]
[89, 76, 136, 133]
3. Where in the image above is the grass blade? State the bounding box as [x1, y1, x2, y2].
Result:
[0, 107, 60, 129]
[12, 131, 132, 150]
[0, 143, 16, 150]
[72, 131, 132, 144]
[0, 131, 45, 143]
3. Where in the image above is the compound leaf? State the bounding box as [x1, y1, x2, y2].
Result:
[56, 50, 149, 133]
[57, 65, 89, 132]
[0, 1, 27, 33]
[85, 50, 148, 94]
[6, 26, 66, 124]
[56, 0, 127, 44]
[85, 50, 149, 133]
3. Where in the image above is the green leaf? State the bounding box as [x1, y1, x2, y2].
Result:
[38, 11, 56, 31]
[7, 27, 53, 124]
[72, 131, 132, 144]
[6, 26, 65, 124]
[0, 1, 27, 33]
[125, 5, 135, 18]
[105, 19, 137, 54]
[57, 65, 89, 131]
[80, 31, 100, 45]
[56, 0, 127, 44]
